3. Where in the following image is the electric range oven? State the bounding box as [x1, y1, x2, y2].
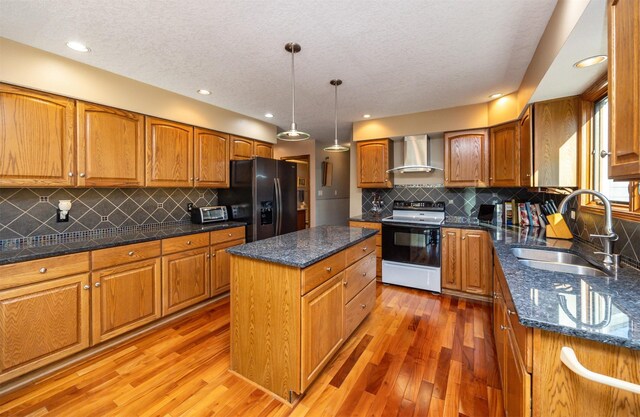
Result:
[381, 200, 445, 292]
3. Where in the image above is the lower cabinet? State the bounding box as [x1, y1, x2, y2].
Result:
[442, 228, 491, 298]
[162, 248, 210, 316]
[0, 274, 90, 384]
[210, 227, 246, 296]
[348, 221, 382, 280]
[301, 273, 345, 391]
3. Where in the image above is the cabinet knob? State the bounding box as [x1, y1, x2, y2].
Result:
[362, 272, 367, 277]
[325, 267, 332, 272]
[195, 177, 200, 181]
[68, 172, 74, 177]
[206, 253, 211, 259]
[190, 177, 194, 181]
[128, 251, 135, 256]
[228, 233, 232, 237]
[445, 178, 448, 181]
[94, 282, 101, 288]
[343, 280, 348, 286]
[526, 174, 531, 177]
[507, 308, 516, 316]
[212, 253, 216, 257]
[500, 324, 509, 331]
[79, 172, 86, 178]
[360, 304, 367, 309]
[186, 240, 192, 245]
[362, 247, 367, 251]
[462, 236, 466, 240]
[39, 267, 47, 274]
[83, 284, 90, 290]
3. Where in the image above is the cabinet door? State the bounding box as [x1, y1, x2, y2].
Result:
[77, 102, 144, 187]
[444, 129, 489, 187]
[194, 127, 229, 188]
[490, 121, 520, 187]
[520, 107, 533, 186]
[533, 98, 579, 187]
[505, 330, 531, 417]
[210, 238, 244, 296]
[0, 274, 90, 383]
[461, 230, 490, 295]
[231, 136, 254, 160]
[0, 84, 75, 187]
[91, 258, 161, 344]
[146, 117, 193, 187]
[608, 0, 640, 180]
[301, 273, 344, 391]
[493, 278, 507, 387]
[254, 141, 273, 159]
[356, 139, 392, 188]
[441, 228, 461, 290]
[162, 248, 209, 316]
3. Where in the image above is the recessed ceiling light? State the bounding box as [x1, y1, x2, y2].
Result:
[197, 89, 211, 95]
[574, 55, 607, 68]
[489, 93, 503, 99]
[66, 41, 90, 52]
[363, 114, 371, 119]
[265, 113, 274, 118]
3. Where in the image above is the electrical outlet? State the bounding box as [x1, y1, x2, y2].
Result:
[187, 203, 193, 212]
[570, 210, 576, 220]
[334, 190, 338, 196]
[318, 190, 323, 196]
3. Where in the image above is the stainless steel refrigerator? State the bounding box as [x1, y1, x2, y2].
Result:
[217, 158, 298, 242]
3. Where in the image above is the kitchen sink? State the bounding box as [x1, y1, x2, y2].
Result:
[511, 247, 610, 277]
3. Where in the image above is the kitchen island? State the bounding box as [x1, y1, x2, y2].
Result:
[227, 225, 379, 402]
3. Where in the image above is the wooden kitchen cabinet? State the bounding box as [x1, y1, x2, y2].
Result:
[162, 246, 210, 316]
[519, 107, 533, 186]
[90, 241, 162, 344]
[0, 273, 90, 384]
[230, 136, 273, 160]
[490, 121, 520, 187]
[533, 97, 579, 187]
[77, 102, 145, 187]
[348, 221, 382, 280]
[146, 117, 194, 187]
[442, 228, 491, 298]
[0, 83, 75, 187]
[210, 227, 245, 296]
[356, 139, 393, 188]
[194, 127, 230, 188]
[444, 129, 490, 187]
[608, 0, 640, 180]
[301, 273, 345, 391]
[254, 141, 273, 158]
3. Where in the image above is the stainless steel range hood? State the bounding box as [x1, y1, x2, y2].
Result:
[386, 135, 443, 173]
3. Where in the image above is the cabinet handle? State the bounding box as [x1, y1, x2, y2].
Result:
[68, 172, 74, 177]
[325, 267, 332, 272]
[500, 324, 509, 331]
[94, 282, 101, 288]
[186, 240, 192, 245]
[39, 267, 47, 274]
[79, 172, 86, 178]
[507, 308, 516, 316]
[360, 304, 367, 309]
[560, 347, 640, 394]
[128, 251, 135, 256]
[343, 280, 348, 286]
[83, 284, 90, 290]
[362, 247, 367, 251]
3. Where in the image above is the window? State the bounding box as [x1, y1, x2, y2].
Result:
[591, 96, 630, 204]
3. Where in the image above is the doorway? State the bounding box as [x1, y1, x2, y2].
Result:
[281, 155, 310, 230]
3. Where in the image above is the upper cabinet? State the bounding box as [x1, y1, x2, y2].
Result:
[194, 128, 230, 188]
[231, 135, 273, 160]
[0, 84, 75, 187]
[608, 0, 640, 180]
[490, 121, 520, 187]
[519, 107, 533, 187]
[532, 97, 579, 187]
[145, 117, 194, 187]
[77, 102, 145, 187]
[356, 139, 393, 188]
[444, 129, 489, 187]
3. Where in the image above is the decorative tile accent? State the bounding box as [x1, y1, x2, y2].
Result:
[0, 188, 218, 241]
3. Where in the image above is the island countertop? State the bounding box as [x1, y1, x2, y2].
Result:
[227, 225, 379, 268]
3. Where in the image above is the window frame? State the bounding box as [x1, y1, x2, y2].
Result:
[579, 73, 640, 221]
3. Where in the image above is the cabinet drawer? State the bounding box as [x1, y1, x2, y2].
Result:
[345, 236, 376, 265]
[0, 253, 90, 290]
[301, 251, 346, 295]
[344, 279, 376, 338]
[344, 252, 376, 302]
[92, 241, 161, 270]
[210, 226, 245, 244]
[161, 232, 209, 254]
[349, 221, 381, 232]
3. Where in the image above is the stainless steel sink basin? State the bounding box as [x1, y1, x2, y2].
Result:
[511, 247, 610, 277]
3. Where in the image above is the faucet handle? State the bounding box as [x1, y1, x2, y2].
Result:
[594, 252, 621, 267]
[590, 232, 619, 241]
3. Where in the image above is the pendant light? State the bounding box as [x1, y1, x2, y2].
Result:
[277, 43, 310, 141]
[323, 79, 349, 152]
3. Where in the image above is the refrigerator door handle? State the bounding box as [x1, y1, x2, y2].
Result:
[274, 178, 281, 235]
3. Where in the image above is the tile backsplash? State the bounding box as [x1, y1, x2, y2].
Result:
[0, 188, 218, 241]
[362, 185, 640, 266]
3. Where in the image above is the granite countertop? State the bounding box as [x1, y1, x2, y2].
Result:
[0, 222, 246, 265]
[349, 213, 385, 223]
[227, 225, 379, 268]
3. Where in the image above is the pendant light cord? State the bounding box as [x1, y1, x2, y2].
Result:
[290, 46, 296, 127]
[334, 81, 338, 146]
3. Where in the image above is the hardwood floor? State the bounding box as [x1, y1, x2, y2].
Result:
[0, 283, 504, 417]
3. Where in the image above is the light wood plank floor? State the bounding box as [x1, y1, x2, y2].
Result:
[0, 283, 504, 417]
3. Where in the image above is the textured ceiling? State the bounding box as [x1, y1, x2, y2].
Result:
[0, 0, 557, 142]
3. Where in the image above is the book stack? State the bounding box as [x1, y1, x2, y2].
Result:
[502, 199, 560, 228]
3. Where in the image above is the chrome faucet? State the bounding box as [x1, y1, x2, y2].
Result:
[558, 189, 619, 269]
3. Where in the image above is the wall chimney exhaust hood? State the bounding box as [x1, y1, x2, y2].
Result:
[386, 135, 443, 173]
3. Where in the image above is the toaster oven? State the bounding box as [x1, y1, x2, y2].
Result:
[191, 206, 228, 224]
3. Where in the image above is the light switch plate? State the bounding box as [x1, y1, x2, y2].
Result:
[318, 190, 323, 196]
